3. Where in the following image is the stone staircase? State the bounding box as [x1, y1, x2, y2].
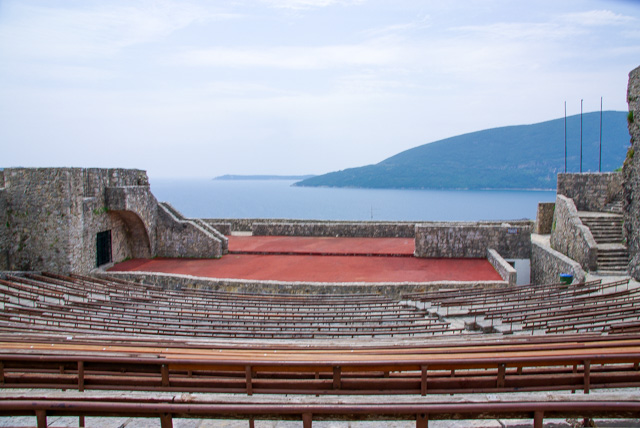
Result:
[579, 212, 628, 273]
[603, 199, 624, 214]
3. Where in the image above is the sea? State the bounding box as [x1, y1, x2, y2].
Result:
[150, 178, 557, 222]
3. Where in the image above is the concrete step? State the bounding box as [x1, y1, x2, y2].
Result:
[580, 212, 625, 245]
[596, 242, 629, 272]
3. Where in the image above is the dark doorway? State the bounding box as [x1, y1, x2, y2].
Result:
[96, 230, 112, 267]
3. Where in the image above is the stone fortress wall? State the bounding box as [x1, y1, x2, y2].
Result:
[557, 172, 623, 212]
[550, 194, 598, 271]
[0, 170, 7, 270]
[624, 65, 640, 280]
[0, 168, 226, 273]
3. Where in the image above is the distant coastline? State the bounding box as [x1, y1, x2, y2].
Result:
[214, 174, 316, 181]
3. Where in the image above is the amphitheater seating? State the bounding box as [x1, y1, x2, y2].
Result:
[1, 333, 640, 427]
[405, 278, 638, 335]
[2, 273, 640, 427]
[2, 334, 640, 396]
[0, 273, 461, 339]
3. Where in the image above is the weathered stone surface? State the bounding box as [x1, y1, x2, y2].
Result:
[3, 168, 85, 272]
[414, 221, 532, 259]
[202, 221, 232, 236]
[1, 168, 222, 273]
[0, 185, 7, 271]
[101, 271, 507, 300]
[208, 218, 418, 237]
[531, 240, 585, 285]
[624, 65, 640, 280]
[550, 195, 597, 271]
[535, 202, 555, 234]
[156, 203, 223, 259]
[487, 248, 517, 285]
[557, 172, 623, 212]
[252, 221, 416, 238]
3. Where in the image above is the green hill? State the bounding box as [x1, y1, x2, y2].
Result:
[295, 111, 631, 190]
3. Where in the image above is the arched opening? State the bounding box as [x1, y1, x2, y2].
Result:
[108, 210, 152, 260]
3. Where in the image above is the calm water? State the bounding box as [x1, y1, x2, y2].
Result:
[150, 178, 556, 222]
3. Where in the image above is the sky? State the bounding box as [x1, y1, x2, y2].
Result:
[1, 0, 639, 179]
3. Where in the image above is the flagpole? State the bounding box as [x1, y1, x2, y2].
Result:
[599, 97, 603, 172]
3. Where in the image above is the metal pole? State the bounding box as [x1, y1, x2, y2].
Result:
[599, 97, 603, 172]
[564, 101, 567, 173]
[580, 99, 583, 173]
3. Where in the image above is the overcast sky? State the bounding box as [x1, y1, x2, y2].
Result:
[1, 0, 639, 179]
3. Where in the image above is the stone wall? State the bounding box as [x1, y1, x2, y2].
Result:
[550, 195, 597, 271]
[487, 249, 517, 285]
[531, 240, 586, 285]
[79, 169, 157, 271]
[205, 218, 418, 237]
[156, 204, 223, 259]
[624, 65, 640, 280]
[0, 186, 7, 271]
[557, 172, 623, 212]
[201, 220, 232, 236]
[2, 168, 85, 272]
[414, 221, 532, 259]
[1, 168, 223, 273]
[101, 271, 508, 300]
[535, 202, 555, 234]
[252, 221, 416, 238]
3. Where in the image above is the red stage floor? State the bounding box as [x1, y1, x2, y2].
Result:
[228, 236, 415, 256]
[110, 255, 501, 283]
[111, 236, 502, 283]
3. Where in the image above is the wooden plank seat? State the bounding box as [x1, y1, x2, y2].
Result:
[474, 282, 636, 324]
[2, 393, 640, 428]
[404, 280, 596, 303]
[435, 280, 606, 310]
[408, 280, 605, 307]
[0, 273, 462, 339]
[1, 335, 640, 397]
[0, 303, 460, 339]
[489, 284, 640, 324]
[1, 304, 449, 332]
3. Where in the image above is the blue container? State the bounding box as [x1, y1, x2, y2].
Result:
[559, 273, 573, 285]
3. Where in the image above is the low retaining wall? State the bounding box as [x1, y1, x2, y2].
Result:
[414, 221, 532, 259]
[101, 271, 507, 300]
[487, 249, 517, 285]
[531, 240, 586, 285]
[557, 172, 623, 212]
[252, 222, 416, 238]
[203, 218, 417, 237]
[550, 195, 597, 271]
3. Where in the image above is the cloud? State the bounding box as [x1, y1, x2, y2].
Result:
[452, 21, 581, 42]
[561, 9, 636, 26]
[0, 1, 235, 59]
[361, 15, 432, 39]
[175, 43, 401, 70]
[258, 0, 364, 10]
